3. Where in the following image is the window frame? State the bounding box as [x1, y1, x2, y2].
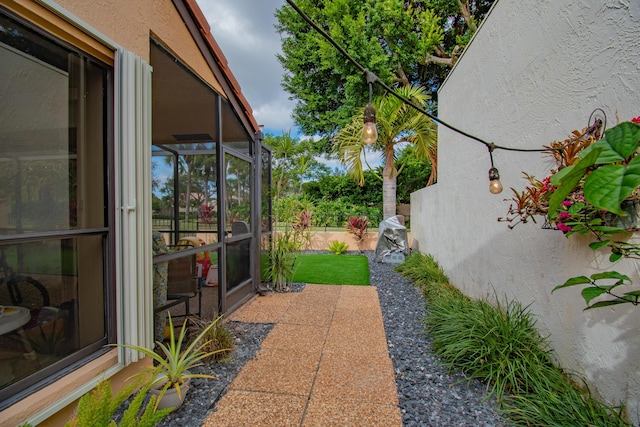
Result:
[0, 6, 116, 410]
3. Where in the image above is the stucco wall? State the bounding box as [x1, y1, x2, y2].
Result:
[411, 0, 640, 422]
[55, 0, 224, 94]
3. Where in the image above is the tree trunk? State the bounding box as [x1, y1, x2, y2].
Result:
[382, 146, 397, 219]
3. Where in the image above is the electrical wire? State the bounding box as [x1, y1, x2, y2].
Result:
[284, 0, 562, 154]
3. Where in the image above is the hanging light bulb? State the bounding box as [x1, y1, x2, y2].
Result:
[488, 167, 503, 194]
[362, 103, 378, 144]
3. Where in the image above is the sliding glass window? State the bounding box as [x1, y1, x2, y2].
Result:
[0, 9, 112, 407]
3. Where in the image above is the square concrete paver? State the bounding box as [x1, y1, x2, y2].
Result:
[261, 323, 328, 354]
[204, 285, 400, 427]
[303, 397, 402, 427]
[280, 302, 335, 326]
[313, 352, 399, 405]
[204, 390, 307, 427]
[226, 294, 294, 323]
[230, 347, 321, 396]
[295, 284, 341, 305]
[323, 320, 389, 356]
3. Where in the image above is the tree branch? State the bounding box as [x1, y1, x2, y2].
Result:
[458, 0, 476, 32]
[425, 55, 455, 67]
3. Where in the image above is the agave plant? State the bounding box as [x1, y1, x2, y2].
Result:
[113, 314, 230, 410]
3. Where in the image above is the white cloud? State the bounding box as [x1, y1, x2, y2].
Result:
[197, 0, 295, 132]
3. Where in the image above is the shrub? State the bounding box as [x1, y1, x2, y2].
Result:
[502, 379, 630, 426]
[265, 231, 298, 291]
[65, 376, 171, 427]
[189, 316, 234, 363]
[327, 240, 349, 255]
[425, 296, 561, 400]
[394, 252, 457, 301]
[395, 251, 631, 426]
[346, 215, 370, 243]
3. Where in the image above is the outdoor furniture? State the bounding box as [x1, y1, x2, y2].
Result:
[0, 306, 31, 336]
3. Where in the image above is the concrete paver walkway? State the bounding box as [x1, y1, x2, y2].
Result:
[203, 284, 402, 427]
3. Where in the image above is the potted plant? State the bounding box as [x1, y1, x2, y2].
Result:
[114, 314, 230, 411]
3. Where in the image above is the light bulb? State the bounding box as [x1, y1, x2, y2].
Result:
[488, 167, 503, 194]
[362, 103, 378, 144]
[362, 122, 378, 144]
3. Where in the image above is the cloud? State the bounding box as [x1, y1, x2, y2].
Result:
[198, 0, 296, 132]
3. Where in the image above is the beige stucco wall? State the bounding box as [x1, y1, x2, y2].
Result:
[411, 0, 640, 422]
[0, 0, 228, 424]
[280, 231, 411, 252]
[54, 0, 224, 94]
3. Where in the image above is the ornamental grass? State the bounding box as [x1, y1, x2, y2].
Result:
[395, 252, 631, 427]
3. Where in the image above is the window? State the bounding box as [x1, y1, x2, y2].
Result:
[0, 10, 112, 407]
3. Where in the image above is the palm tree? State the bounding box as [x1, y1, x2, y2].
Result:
[333, 85, 437, 219]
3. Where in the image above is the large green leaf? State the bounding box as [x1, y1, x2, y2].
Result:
[549, 164, 575, 186]
[547, 148, 601, 217]
[590, 271, 630, 282]
[583, 155, 640, 215]
[585, 299, 629, 310]
[579, 122, 640, 164]
[552, 276, 591, 293]
[581, 287, 606, 305]
[588, 240, 610, 250]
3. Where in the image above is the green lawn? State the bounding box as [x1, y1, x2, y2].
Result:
[292, 254, 370, 286]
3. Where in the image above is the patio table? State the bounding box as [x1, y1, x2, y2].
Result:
[0, 306, 31, 336]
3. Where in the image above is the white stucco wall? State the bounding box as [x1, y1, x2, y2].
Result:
[411, 0, 640, 422]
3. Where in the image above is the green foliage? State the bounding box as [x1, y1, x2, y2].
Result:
[502, 381, 629, 427]
[302, 170, 382, 207]
[188, 316, 234, 363]
[346, 215, 370, 243]
[553, 271, 639, 309]
[65, 377, 171, 427]
[395, 252, 631, 426]
[425, 296, 560, 400]
[396, 146, 434, 202]
[394, 252, 453, 301]
[333, 84, 437, 218]
[275, 0, 495, 137]
[265, 231, 299, 291]
[113, 314, 229, 410]
[549, 121, 640, 217]
[275, 196, 382, 228]
[327, 240, 349, 255]
[506, 119, 640, 311]
[266, 132, 330, 198]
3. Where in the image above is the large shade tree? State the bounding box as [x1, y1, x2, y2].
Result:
[334, 85, 436, 219]
[275, 0, 495, 140]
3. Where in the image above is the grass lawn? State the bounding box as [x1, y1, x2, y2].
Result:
[292, 254, 370, 286]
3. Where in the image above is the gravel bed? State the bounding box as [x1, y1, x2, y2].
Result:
[367, 251, 506, 427]
[117, 250, 505, 426]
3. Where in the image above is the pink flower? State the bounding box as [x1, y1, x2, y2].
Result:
[558, 211, 571, 219]
[557, 223, 573, 233]
[632, 116, 640, 124]
[561, 201, 572, 207]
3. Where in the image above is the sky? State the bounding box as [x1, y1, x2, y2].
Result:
[196, 0, 295, 136]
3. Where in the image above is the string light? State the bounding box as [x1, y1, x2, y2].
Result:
[488, 145, 503, 194]
[282, 0, 579, 193]
[362, 71, 378, 144]
[362, 104, 378, 144]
